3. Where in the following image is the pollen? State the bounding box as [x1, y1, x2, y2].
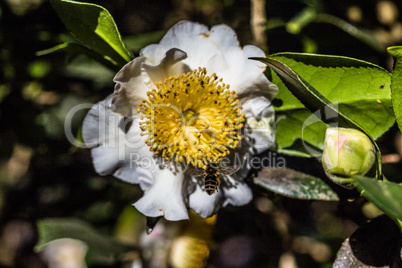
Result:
[138, 67, 245, 168]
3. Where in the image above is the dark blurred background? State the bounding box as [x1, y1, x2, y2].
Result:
[0, 0, 401, 267]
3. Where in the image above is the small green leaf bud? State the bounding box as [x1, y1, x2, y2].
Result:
[322, 127, 376, 188]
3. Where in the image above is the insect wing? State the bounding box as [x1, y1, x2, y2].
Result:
[218, 165, 240, 175]
[186, 167, 205, 177]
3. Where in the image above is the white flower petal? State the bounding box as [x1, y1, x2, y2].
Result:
[112, 57, 151, 117]
[134, 169, 189, 221]
[200, 44, 277, 100]
[188, 179, 223, 218]
[243, 44, 265, 58]
[242, 45, 278, 100]
[244, 105, 276, 154]
[90, 146, 121, 176]
[221, 176, 253, 207]
[209, 24, 240, 49]
[81, 96, 110, 148]
[141, 48, 191, 86]
[158, 21, 210, 60]
[241, 95, 272, 118]
[215, 46, 277, 98]
[82, 95, 154, 187]
[160, 21, 209, 46]
[141, 21, 210, 65]
[142, 21, 230, 71]
[239, 94, 276, 153]
[140, 44, 159, 65]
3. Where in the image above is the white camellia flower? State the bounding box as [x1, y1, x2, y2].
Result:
[82, 21, 278, 221]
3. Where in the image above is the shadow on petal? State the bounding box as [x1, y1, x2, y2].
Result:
[221, 176, 253, 207]
[188, 182, 223, 218]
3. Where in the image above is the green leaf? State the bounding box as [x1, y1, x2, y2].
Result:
[276, 109, 327, 157]
[354, 176, 402, 221]
[37, 42, 121, 72]
[35, 218, 136, 265]
[271, 53, 393, 138]
[269, 54, 394, 158]
[255, 54, 386, 179]
[254, 168, 339, 201]
[50, 0, 133, 68]
[388, 46, 402, 133]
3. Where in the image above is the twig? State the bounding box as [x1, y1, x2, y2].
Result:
[381, 154, 401, 164]
[250, 0, 268, 52]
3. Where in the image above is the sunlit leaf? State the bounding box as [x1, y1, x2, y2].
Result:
[269, 53, 393, 139]
[255, 54, 388, 179]
[50, 0, 133, 68]
[269, 56, 392, 157]
[354, 176, 402, 221]
[275, 109, 327, 157]
[254, 168, 339, 201]
[388, 46, 402, 133]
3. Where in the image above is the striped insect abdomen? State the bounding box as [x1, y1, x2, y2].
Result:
[204, 174, 218, 195]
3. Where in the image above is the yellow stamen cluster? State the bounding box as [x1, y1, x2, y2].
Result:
[138, 67, 245, 168]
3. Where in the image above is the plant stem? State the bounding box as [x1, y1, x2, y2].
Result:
[250, 0, 268, 52]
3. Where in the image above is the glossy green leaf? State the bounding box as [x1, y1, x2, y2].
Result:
[388, 46, 402, 133]
[255, 54, 385, 179]
[35, 218, 136, 264]
[354, 176, 402, 221]
[276, 109, 327, 157]
[268, 54, 393, 158]
[254, 168, 339, 201]
[270, 54, 393, 140]
[50, 0, 133, 68]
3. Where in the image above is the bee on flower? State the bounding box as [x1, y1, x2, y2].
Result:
[82, 21, 278, 221]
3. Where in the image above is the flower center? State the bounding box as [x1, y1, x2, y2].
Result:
[138, 67, 245, 168]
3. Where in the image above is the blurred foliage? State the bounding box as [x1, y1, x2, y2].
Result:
[0, 0, 401, 267]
